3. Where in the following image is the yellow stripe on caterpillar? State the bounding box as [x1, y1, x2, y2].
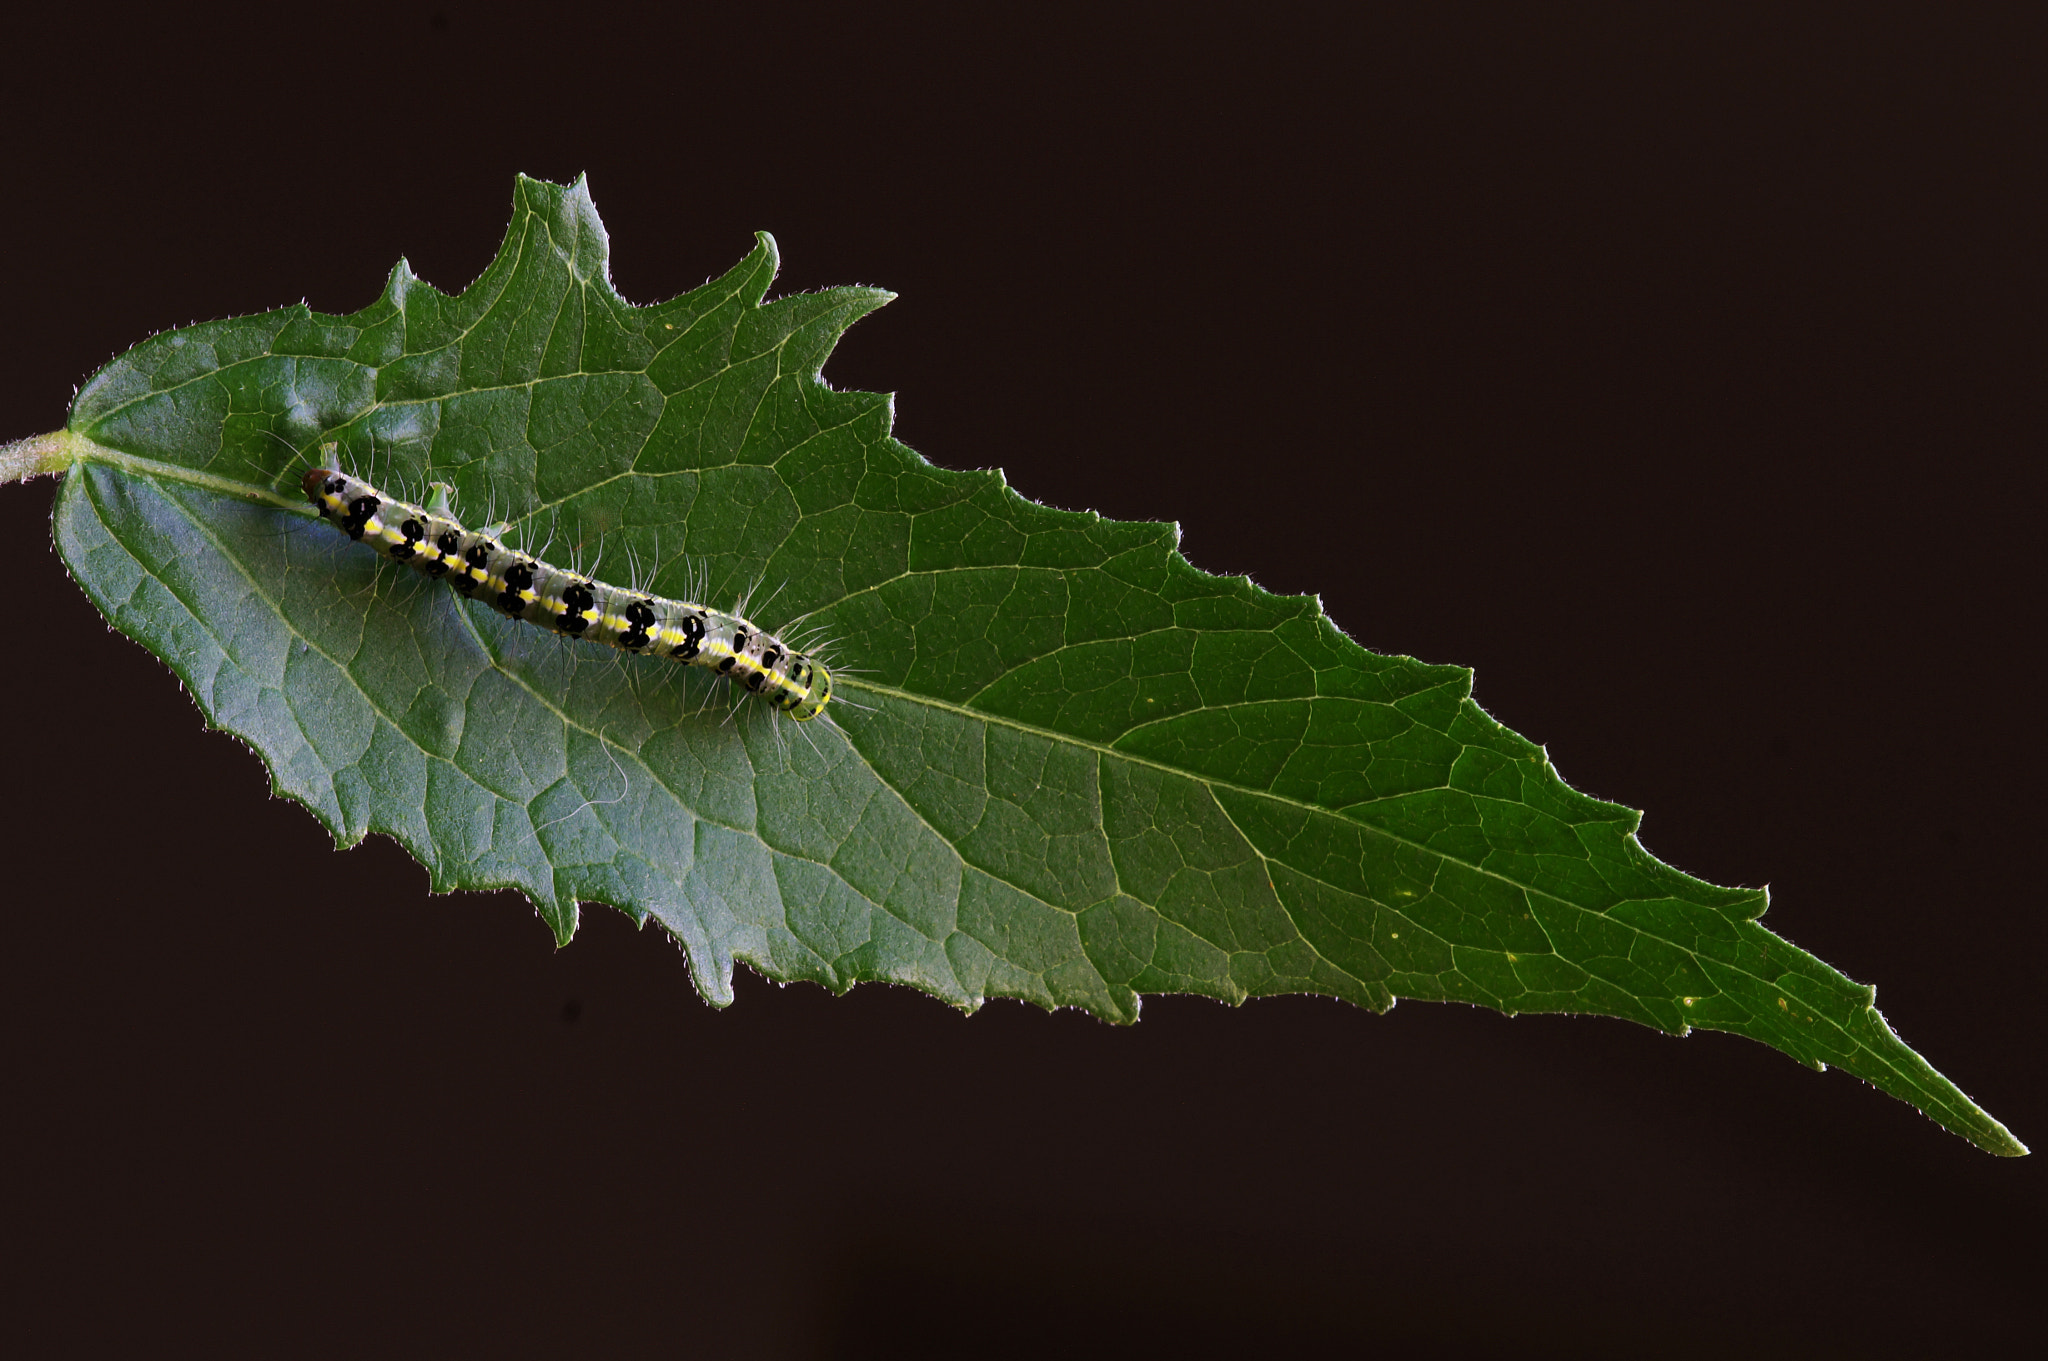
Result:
[302, 467, 835, 722]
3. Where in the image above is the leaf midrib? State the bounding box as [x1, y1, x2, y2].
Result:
[69, 440, 1955, 1129]
[58, 440, 1810, 972]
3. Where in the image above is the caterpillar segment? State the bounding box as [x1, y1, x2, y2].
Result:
[302, 468, 834, 721]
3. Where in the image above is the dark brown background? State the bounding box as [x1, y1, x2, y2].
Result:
[1, 4, 2039, 1355]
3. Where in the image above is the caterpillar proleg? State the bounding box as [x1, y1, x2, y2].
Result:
[303, 467, 835, 721]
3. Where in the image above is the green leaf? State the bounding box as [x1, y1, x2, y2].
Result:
[17, 174, 2020, 1155]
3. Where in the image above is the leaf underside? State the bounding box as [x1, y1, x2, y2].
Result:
[35, 175, 2019, 1153]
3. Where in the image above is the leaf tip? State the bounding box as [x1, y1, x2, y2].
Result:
[382, 258, 417, 307]
[1746, 883, 1772, 921]
[541, 899, 580, 948]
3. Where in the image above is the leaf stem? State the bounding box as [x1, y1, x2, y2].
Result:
[0, 429, 86, 484]
[2, 429, 306, 511]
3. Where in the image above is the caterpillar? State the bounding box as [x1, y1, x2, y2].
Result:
[301, 467, 834, 721]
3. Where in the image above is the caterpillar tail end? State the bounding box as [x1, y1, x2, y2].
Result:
[788, 661, 834, 722]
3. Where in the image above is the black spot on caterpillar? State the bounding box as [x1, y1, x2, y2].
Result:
[302, 467, 835, 722]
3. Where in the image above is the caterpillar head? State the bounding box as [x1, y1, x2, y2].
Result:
[303, 468, 348, 517]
